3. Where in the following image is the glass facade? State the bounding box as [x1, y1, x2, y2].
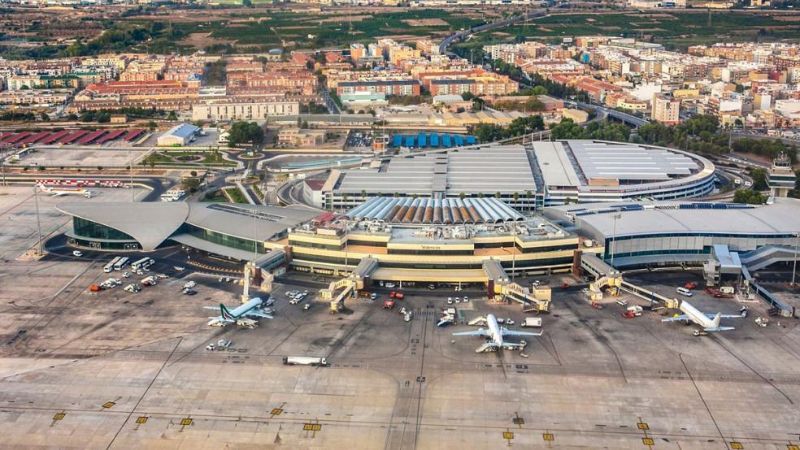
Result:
[68, 237, 141, 251]
[604, 232, 797, 261]
[184, 224, 264, 254]
[73, 217, 137, 241]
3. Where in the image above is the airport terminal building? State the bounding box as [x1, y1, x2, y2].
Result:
[58, 199, 579, 282]
[544, 198, 800, 270]
[320, 140, 716, 211]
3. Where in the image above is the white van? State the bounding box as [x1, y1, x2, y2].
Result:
[676, 287, 693, 297]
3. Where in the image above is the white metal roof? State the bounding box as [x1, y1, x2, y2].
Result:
[58, 202, 319, 251]
[546, 198, 800, 238]
[334, 145, 536, 195]
[564, 140, 698, 182]
[531, 141, 581, 188]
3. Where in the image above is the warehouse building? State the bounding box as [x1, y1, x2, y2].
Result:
[157, 123, 200, 147]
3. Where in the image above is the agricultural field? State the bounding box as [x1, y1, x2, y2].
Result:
[496, 11, 800, 49]
[133, 8, 482, 53]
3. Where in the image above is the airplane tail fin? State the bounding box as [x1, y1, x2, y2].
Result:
[220, 304, 233, 320]
[711, 312, 721, 329]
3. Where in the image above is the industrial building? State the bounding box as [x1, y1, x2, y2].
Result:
[320, 140, 716, 211]
[157, 123, 200, 146]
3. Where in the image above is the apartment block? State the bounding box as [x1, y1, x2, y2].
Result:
[191, 99, 299, 121]
[652, 94, 681, 125]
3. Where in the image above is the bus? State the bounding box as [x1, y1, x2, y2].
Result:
[104, 256, 122, 273]
[131, 257, 155, 271]
[113, 257, 130, 271]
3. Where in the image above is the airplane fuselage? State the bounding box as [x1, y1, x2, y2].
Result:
[680, 300, 719, 329]
[486, 314, 503, 348]
[226, 297, 265, 319]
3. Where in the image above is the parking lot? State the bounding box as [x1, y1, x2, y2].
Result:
[0, 185, 148, 260]
[9, 146, 150, 168]
[345, 130, 373, 151]
[1, 254, 799, 449]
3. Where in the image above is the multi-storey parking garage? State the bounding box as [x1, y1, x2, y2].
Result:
[319, 140, 716, 211]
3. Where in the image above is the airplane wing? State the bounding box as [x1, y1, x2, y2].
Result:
[705, 313, 744, 319]
[245, 311, 273, 319]
[501, 328, 542, 337]
[704, 326, 735, 332]
[661, 314, 689, 322]
[453, 328, 490, 337]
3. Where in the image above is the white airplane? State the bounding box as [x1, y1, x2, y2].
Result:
[453, 314, 541, 353]
[662, 300, 746, 333]
[206, 297, 273, 327]
[38, 184, 93, 198]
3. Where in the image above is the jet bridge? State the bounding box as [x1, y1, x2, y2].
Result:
[483, 260, 551, 312]
[580, 253, 623, 302]
[321, 257, 378, 313]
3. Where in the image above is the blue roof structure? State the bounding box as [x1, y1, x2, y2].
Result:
[165, 123, 200, 139]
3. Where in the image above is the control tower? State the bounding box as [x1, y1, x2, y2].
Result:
[768, 152, 795, 198]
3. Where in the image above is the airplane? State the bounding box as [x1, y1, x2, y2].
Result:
[661, 300, 746, 333]
[452, 314, 541, 353]
[206, 297, 274, 327]
[37, 184, 93, 198]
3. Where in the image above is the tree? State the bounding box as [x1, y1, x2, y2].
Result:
[147, 120, 157, 131]
[750, 168, 769, 191]
[167, 111, 178, 121]
[549, 118, 588, 139]
[227, 121, 264, 148]
[733, 189, 766, 204]
[531, 85, 548, 95]
[181, 177, 201, 193]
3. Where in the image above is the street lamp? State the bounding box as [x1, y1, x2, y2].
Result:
[792, 232, 799, 287]
[33, 183, 43, 256]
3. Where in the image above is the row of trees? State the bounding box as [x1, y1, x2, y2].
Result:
[471, 115, 545, 143]
[732, 138, 798, 164]
[62, 22, 185, 57]
[549, 119, 632, 142]
[636, 114, 732, 155]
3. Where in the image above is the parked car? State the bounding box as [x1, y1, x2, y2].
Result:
[72, 250, 83, 257]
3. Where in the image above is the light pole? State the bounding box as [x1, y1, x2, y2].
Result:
[511, 224, 517, 283]
[792, 232, 799, 287]
[128, 147, 134, 202]
[610, 213, 621, 267]
[33, 184, 43, 256]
